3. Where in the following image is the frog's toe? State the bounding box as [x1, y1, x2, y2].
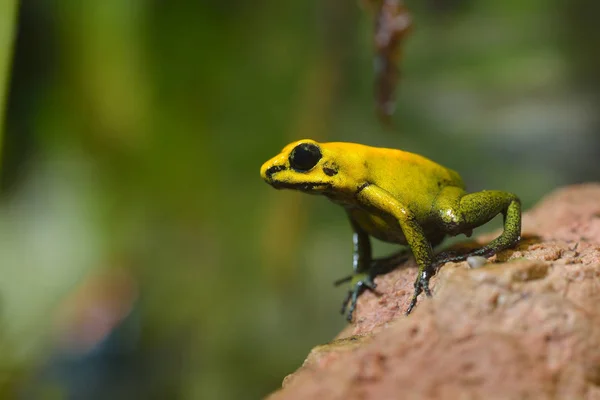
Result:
[340, 273, 378, 322]
[354, 275, 377, 290]
[421, 277, 432, 297]
[340, 290, 352, 315]
[334, 273, 377, 289]
[345, 298, 357, 322]
[343, 288, 363, 322]
[405, 268, 435, 315]
[333, 275, 353, 287]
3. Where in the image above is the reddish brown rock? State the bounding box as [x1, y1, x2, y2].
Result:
[268, 183, 600, 400]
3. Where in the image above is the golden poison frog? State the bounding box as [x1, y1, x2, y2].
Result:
[260, 140, 521, 321]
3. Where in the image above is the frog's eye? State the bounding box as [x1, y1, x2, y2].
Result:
[289, 143, 322, 171]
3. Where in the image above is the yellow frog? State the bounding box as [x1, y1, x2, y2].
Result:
[260, 139, 521, 321]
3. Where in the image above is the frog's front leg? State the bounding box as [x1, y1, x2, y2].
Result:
[355, 185, 436, 317]
[434, 187, 521, 266]
[337, 214, 378, 322]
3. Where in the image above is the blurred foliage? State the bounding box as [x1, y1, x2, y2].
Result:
[0, 0, 599, 399]
[0, 0, 18, 164]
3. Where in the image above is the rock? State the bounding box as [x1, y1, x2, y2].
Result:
[267, 183, 600, 400]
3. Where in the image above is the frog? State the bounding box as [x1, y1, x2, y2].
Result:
[260, 139, 521, 321]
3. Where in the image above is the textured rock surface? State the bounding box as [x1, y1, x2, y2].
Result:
[268, 183, 600, 400]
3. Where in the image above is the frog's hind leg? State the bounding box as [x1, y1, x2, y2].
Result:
[434, 188, 522, 267]
[405, 188, 521, 315]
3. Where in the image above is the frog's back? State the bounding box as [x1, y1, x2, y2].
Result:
[328, 142, 464, 216]
[376, 145, 462, 189]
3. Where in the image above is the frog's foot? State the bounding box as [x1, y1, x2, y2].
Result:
[405, 267, 435, 315]
[336, 272, 378, 322]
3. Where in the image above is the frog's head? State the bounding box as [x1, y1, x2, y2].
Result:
[261, 139, 345, 194]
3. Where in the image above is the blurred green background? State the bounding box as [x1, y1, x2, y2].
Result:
[0, 0, 599, 399]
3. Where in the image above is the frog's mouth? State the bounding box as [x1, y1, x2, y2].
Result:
[262, 164, 331, 192]
[270, 181, 331, 192]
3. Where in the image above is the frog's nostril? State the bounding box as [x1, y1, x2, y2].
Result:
[265, 165, 286, 180]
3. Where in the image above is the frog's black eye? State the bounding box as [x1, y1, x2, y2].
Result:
[289, 143, 322, 171]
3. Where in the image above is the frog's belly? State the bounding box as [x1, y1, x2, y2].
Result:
[349, 208, 408, 244]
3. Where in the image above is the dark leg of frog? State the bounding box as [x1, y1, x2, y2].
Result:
[338, 216, 376, 321]
[341, 246, 413, 318]
[405, 190, 521, 315]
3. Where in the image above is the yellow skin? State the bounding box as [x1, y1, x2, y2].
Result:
[260, 139, 521, 321]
